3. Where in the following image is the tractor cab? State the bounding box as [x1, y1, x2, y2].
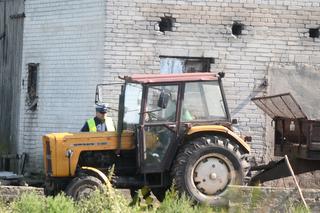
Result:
[96, 73, 231, 175]
[45, 72, 250, 204]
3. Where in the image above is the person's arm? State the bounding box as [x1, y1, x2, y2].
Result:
[81, 122, 89, 132]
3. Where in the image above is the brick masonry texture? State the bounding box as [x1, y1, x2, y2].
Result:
[20, 0, 106, 171]
[103, 0, 320, 164]
[19, 0, 320, 172]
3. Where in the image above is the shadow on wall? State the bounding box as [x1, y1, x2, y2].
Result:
[231, 87, 266, 115]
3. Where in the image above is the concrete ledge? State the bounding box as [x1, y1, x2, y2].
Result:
[0, 186, 43, 202]
[225, 185, 320, 213]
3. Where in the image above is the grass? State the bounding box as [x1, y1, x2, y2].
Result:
[0, 185, 311, 213]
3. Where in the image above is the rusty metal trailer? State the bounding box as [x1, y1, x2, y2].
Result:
[250, 93, 320, 184]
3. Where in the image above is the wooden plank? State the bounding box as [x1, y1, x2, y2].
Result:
[284, 155, 309, 210]
[0, 1, 6, 154]
[0, 0, 24, 158]
[9, 0, 24, 155]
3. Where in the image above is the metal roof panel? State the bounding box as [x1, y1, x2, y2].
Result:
[123, 72, 219, 84]
[251, 93, 307, 119]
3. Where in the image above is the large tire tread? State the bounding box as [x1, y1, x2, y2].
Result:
[65, 175, 103, 200]
[171, 134, 249, 205]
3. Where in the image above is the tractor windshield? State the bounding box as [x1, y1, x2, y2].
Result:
[123, 83, 143, 130]
[182, 81, 227, 121]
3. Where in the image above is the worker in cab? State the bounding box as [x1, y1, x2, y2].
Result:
[81, 103, 115, 132]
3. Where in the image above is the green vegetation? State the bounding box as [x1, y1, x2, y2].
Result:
[0, 186, 311, 213]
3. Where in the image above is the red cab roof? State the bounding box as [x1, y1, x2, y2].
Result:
[123, 72, 219, 84]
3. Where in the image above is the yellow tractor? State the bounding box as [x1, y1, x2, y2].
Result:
[43, 72, 251, 205]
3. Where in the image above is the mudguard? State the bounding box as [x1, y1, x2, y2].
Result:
[187, 125, 250, 153]
[81, 166, 112, 188]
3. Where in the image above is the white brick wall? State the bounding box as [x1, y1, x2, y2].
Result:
[20, 0, 105, 171]
[103, 0, 320, 163]
[19, 0, 320, 171]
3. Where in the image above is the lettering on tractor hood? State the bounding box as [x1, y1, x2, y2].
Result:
[70, 142, 109, 147]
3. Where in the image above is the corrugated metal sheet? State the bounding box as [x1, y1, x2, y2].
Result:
[0, 0, 24, 155]
[251, 93, 307, 119]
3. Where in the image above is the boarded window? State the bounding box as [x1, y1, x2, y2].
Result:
[232, 22, 243, 36]
[160, 57, 214, 74]
[26, 63, 39, 111]
[309, 28, 319, 38]
[159, 16, 175, 32]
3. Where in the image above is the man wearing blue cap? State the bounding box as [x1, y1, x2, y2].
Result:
[81, 103, 115, 132]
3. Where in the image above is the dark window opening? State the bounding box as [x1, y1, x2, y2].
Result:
[309, 28, 319, 38]
[160, 56, 214, 74]
[232, 22, 244, 36]
[27, 63, 39, 111]
[159, 16, 175, 33]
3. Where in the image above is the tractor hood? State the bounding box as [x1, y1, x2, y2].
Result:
[251, 93, 307, 119]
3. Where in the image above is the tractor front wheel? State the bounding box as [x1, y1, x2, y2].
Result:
[65, 175, 103, 200]
[172, 135, 246, 205]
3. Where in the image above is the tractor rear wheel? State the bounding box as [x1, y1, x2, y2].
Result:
[172, 135, 247, 205]
[65, 175, 103, 200]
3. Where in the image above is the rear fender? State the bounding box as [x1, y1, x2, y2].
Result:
[187, 125, 250, 153]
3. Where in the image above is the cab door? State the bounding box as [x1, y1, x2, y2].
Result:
[139, 84, 180, 173]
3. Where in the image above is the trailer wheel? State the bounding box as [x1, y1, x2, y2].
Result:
[172, 135, 246, 205]
[65, 175, 103, 200]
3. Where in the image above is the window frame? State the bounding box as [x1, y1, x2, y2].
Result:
[159, 56, 214, 74]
